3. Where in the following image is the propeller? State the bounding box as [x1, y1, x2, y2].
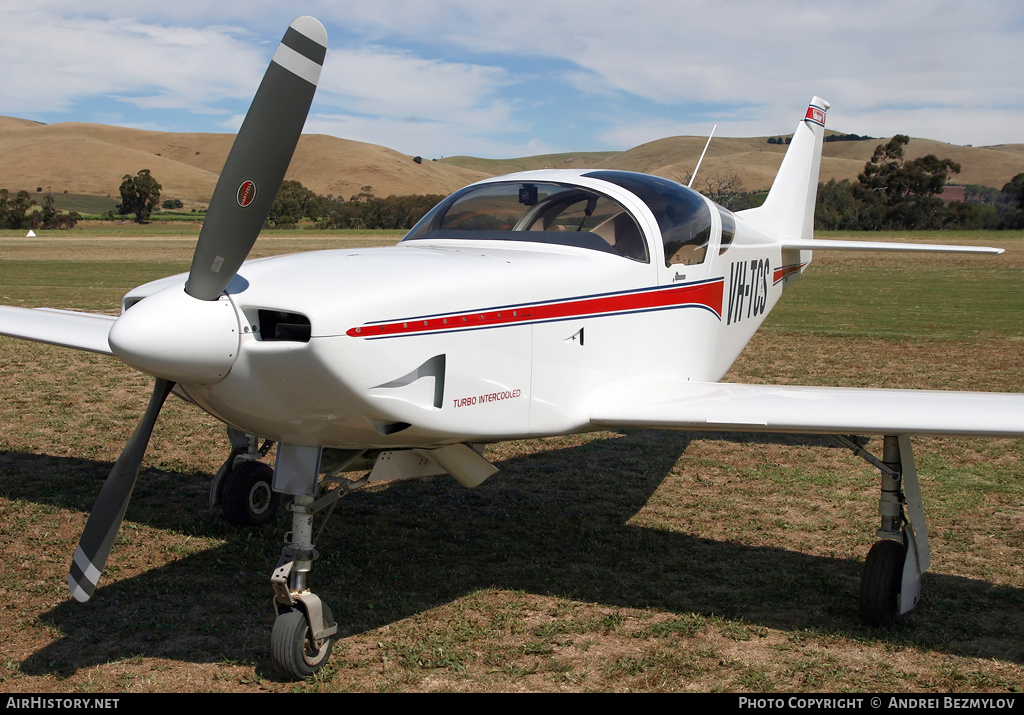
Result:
[186, 15, 328, 301]
[71, 17, 328, 601]
[69, 379, 174, 602]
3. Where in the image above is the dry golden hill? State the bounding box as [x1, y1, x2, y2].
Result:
[0, 116, 488, 207]
[2, 116, 1022, 205]
[444, 134, 1024, 193]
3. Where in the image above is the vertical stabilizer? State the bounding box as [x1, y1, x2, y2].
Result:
[741, 97, 829, 243]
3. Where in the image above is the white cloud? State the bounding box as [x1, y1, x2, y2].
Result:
[0, 7, 266, 118]
[318, 47, 515, 123]
[300, 46, 527, 156]
[2, 1, 1022, 155]
[305, 0, 1024, 146]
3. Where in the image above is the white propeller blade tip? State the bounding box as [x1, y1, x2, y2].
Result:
[290, 16, 327, 47]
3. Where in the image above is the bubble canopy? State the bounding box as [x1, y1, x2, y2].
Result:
[402, 172, 714, 268]
[584, 171, 713, 267]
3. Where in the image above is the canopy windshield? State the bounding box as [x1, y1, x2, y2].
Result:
[402, 182, 649, 262]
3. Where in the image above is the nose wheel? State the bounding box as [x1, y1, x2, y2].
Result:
[271, 603, 336, 679]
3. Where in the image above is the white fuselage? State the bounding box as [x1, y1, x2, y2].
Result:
[118, 170, 801, 450]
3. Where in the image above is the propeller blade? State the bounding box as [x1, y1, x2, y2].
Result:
[68, 379, 175, 602]
[185, 16, 328, 301]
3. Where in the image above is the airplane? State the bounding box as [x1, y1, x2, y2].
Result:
[2, 15, 1023, 680]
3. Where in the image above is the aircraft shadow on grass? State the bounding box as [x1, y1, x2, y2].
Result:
[3, 429, 1022, 678]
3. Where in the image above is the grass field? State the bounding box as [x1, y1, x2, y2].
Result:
[0, 229, 1023, 693]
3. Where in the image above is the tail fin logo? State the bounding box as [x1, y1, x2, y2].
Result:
[805, 106, 827, 127]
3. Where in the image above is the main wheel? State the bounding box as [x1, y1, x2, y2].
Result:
[221, 461, 279, 526]
[271, 605, 335, 680]
[859, 539, 906, 627]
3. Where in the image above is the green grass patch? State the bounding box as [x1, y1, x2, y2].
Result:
[772, 264, 1024, 339]
[0, 259, 185, 310]
[45, 193, 119, 214]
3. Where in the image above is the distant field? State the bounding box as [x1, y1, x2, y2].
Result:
[0, 230, 403, 310]
[0, 231, 1022, 692]
[51, 193, 118, 214]
[6, 192, 120, 215]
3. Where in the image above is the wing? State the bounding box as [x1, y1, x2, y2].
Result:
[0, 306, 115, 355]
[591, 381, 1024, 438]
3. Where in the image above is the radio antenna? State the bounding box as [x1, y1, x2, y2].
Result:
[688, 124, 717, 188]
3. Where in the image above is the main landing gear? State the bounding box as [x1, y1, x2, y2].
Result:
[211, 428, 280, 526]
[835, 434, 930, 627]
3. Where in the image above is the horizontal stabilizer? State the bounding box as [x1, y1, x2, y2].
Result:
[592, 381, 1024, 438]
[782, 238, 1003, 255]
[0, 307, 115, 355]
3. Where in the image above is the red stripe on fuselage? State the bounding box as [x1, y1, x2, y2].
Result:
[347, 279, 724, 339]
[773, 263, 806, 284]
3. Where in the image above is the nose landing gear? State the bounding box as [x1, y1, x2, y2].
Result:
[269, 492, 340, 680]
[268, 460, 369, 680]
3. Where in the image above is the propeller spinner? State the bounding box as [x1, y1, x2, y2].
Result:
[70, 16, 327, 601]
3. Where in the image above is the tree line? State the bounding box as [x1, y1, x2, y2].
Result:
[768, 133, 874, 145]
[264, 181, 445, 230]
[815, 135, 1024, 230]
[266, 146, 1024, 232]
[109, 171, 445, 231]
[0, 189, 81, 230]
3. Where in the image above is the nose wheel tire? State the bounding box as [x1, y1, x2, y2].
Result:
[221, 461, 280, 526]
[859, 538, 906, 627]
[271, 605, 335, 680]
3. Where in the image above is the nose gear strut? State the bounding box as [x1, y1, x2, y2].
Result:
[268, 455, 369, 679]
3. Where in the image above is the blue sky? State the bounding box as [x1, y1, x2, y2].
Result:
[3, 1, 1023, 159]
